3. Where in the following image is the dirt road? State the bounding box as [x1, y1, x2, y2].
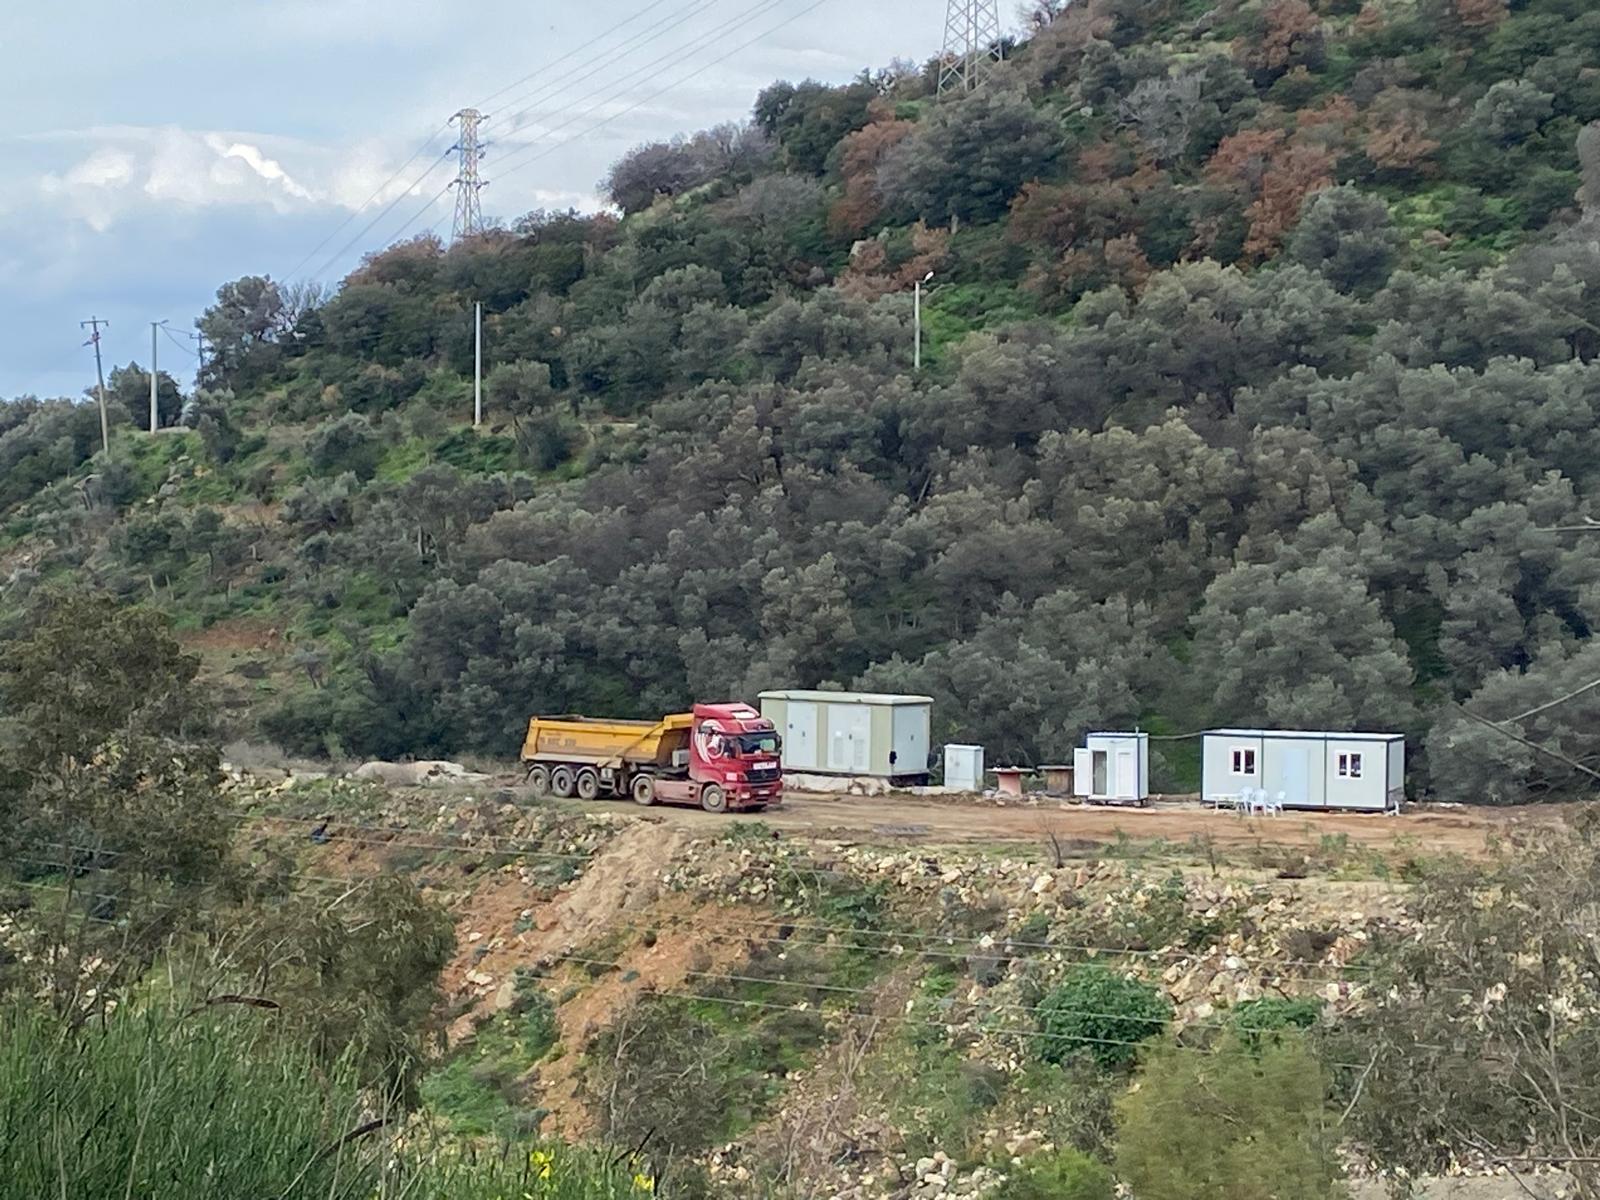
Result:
[563, 788, 1552, 858]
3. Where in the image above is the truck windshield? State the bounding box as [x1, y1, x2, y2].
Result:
[735, 733, 780, 755]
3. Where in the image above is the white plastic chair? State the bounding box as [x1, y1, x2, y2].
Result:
[1266, 790, 1287, 817]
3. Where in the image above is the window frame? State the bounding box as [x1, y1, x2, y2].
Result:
[1337, 752, 1364, 779]
[1230, 746, 1257, 776]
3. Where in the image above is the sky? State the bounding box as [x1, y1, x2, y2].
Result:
[0, 0, 954, 399]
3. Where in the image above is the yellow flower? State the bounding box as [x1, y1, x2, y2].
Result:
[631, 1172, 655, 1193]
[529, 1149, 555, 1182]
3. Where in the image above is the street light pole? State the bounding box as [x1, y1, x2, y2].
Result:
[914, 270, 934, 372]
[474, 301, 483, 427]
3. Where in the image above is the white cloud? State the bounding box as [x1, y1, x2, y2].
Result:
[212, 138, 317, 203]
[32, 125, 428, 231]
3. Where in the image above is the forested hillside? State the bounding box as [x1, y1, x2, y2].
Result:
[7, 0, 1600, 801]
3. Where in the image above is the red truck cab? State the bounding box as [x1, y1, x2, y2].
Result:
[686, 703, 784, 812]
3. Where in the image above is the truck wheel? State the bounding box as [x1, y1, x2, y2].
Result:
[700, 784, 727, 814]
[575, 768, 601, 801]
[631, 775, 657, 806]
[550, 766, 576, 799]
[527, 765, 550, 798]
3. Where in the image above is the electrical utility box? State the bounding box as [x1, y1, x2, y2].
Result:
[1073, 732, 1150, 803]
[758, 690, 933, 784]
[944, 744, 985, 791]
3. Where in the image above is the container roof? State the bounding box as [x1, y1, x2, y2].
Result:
[758, 690, 934, 706]
[1205, 729, 1403, 741]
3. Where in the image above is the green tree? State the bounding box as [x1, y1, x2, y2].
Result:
[1116, 1033, 1347, 1200]
[878, 86, 1065, 223]
[1190, 533, 1417, 731]
[105, 362, 184, 428]
[1287, 185, 1402, 295]
[0, 595, 232, 1018]
[307, 412, 384, 480]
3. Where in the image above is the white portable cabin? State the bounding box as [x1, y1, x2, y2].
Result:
[1201, 730, 1404, 812]
[1073, 732, 1150, 803]
[757, 690, 933, 783]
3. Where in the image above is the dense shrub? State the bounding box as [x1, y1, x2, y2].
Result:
[1116, 1033, 1347, 1200]
[995, 1149, 1116, 1200]
[1035, 965, 1172, 1069]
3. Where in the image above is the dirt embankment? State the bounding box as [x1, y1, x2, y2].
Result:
[438, 820, 764, 1135]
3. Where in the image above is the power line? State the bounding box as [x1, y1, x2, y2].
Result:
[159, 324, 197, 357]
[0, 855, 1413, 1063]
[487, 0, 804, 186]
[282, 0, 708, 280]
[280, 119, 455, 282]
[476, 0, 711, 117]
[305, 152, 456, 282]
[487, 0, 720, 137]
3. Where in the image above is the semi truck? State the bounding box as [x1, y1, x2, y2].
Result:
[520, 702, 783, 813]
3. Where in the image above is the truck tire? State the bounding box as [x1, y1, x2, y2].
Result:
[527, 765, 550, 798]
[575, 768, 601, 801]
[700, 784, 727, 814]
[550, 765, 576, 799]
[631, 775, 657, 806]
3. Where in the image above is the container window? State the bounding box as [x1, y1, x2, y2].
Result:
[1338, 752, 1363, 779]
[1231, 747, 1257, 775]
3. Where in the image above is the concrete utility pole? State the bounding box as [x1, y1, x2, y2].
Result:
[80, 317, 111, 455]
[450, 109, 488, 242]
[938, 0, 1005, 97]
[473, 301, 484, 427]
[914, 271, 934, 372]
[150, 319, 168, 433]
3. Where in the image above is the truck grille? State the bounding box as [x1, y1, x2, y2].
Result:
[748, 766, 781, 784]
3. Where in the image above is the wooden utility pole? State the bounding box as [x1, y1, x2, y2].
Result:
[150, 320, 168, 433]
[80, 317, 111, 455]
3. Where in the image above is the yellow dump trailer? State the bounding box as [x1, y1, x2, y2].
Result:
[520, 713, 694, 802]
[520, 704, 783, 812]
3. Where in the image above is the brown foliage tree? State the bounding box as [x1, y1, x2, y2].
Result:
[1245, 143, 1337, 260]
[829, 117, 915, 236]
[1453, 0, 1508, 29]
[1365, 89, 1442, 173]
[1239, 0, 1323, 79]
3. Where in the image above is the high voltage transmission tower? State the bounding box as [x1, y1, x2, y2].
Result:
[449, 108, 488, 241]
[938, 0, 1005, 97]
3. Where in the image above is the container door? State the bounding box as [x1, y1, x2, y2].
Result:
[1115, 749, 1135, 799]
[891, 705, 928, 777]
[828, 704, 871, 773]
[1073, 749, 1092, 796]
[1281, 746, 1312, 808]
[785, 702, 817, 770]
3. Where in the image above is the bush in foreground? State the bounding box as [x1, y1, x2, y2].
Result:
[995, 1149, 1115, 1200]
[0, 1005, 649, 1200]
[1116, 1033, 1347, 1200]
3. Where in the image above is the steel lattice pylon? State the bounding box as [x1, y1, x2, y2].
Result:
[937, 0, 1005, 97]
[450, 108, 488, 241]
